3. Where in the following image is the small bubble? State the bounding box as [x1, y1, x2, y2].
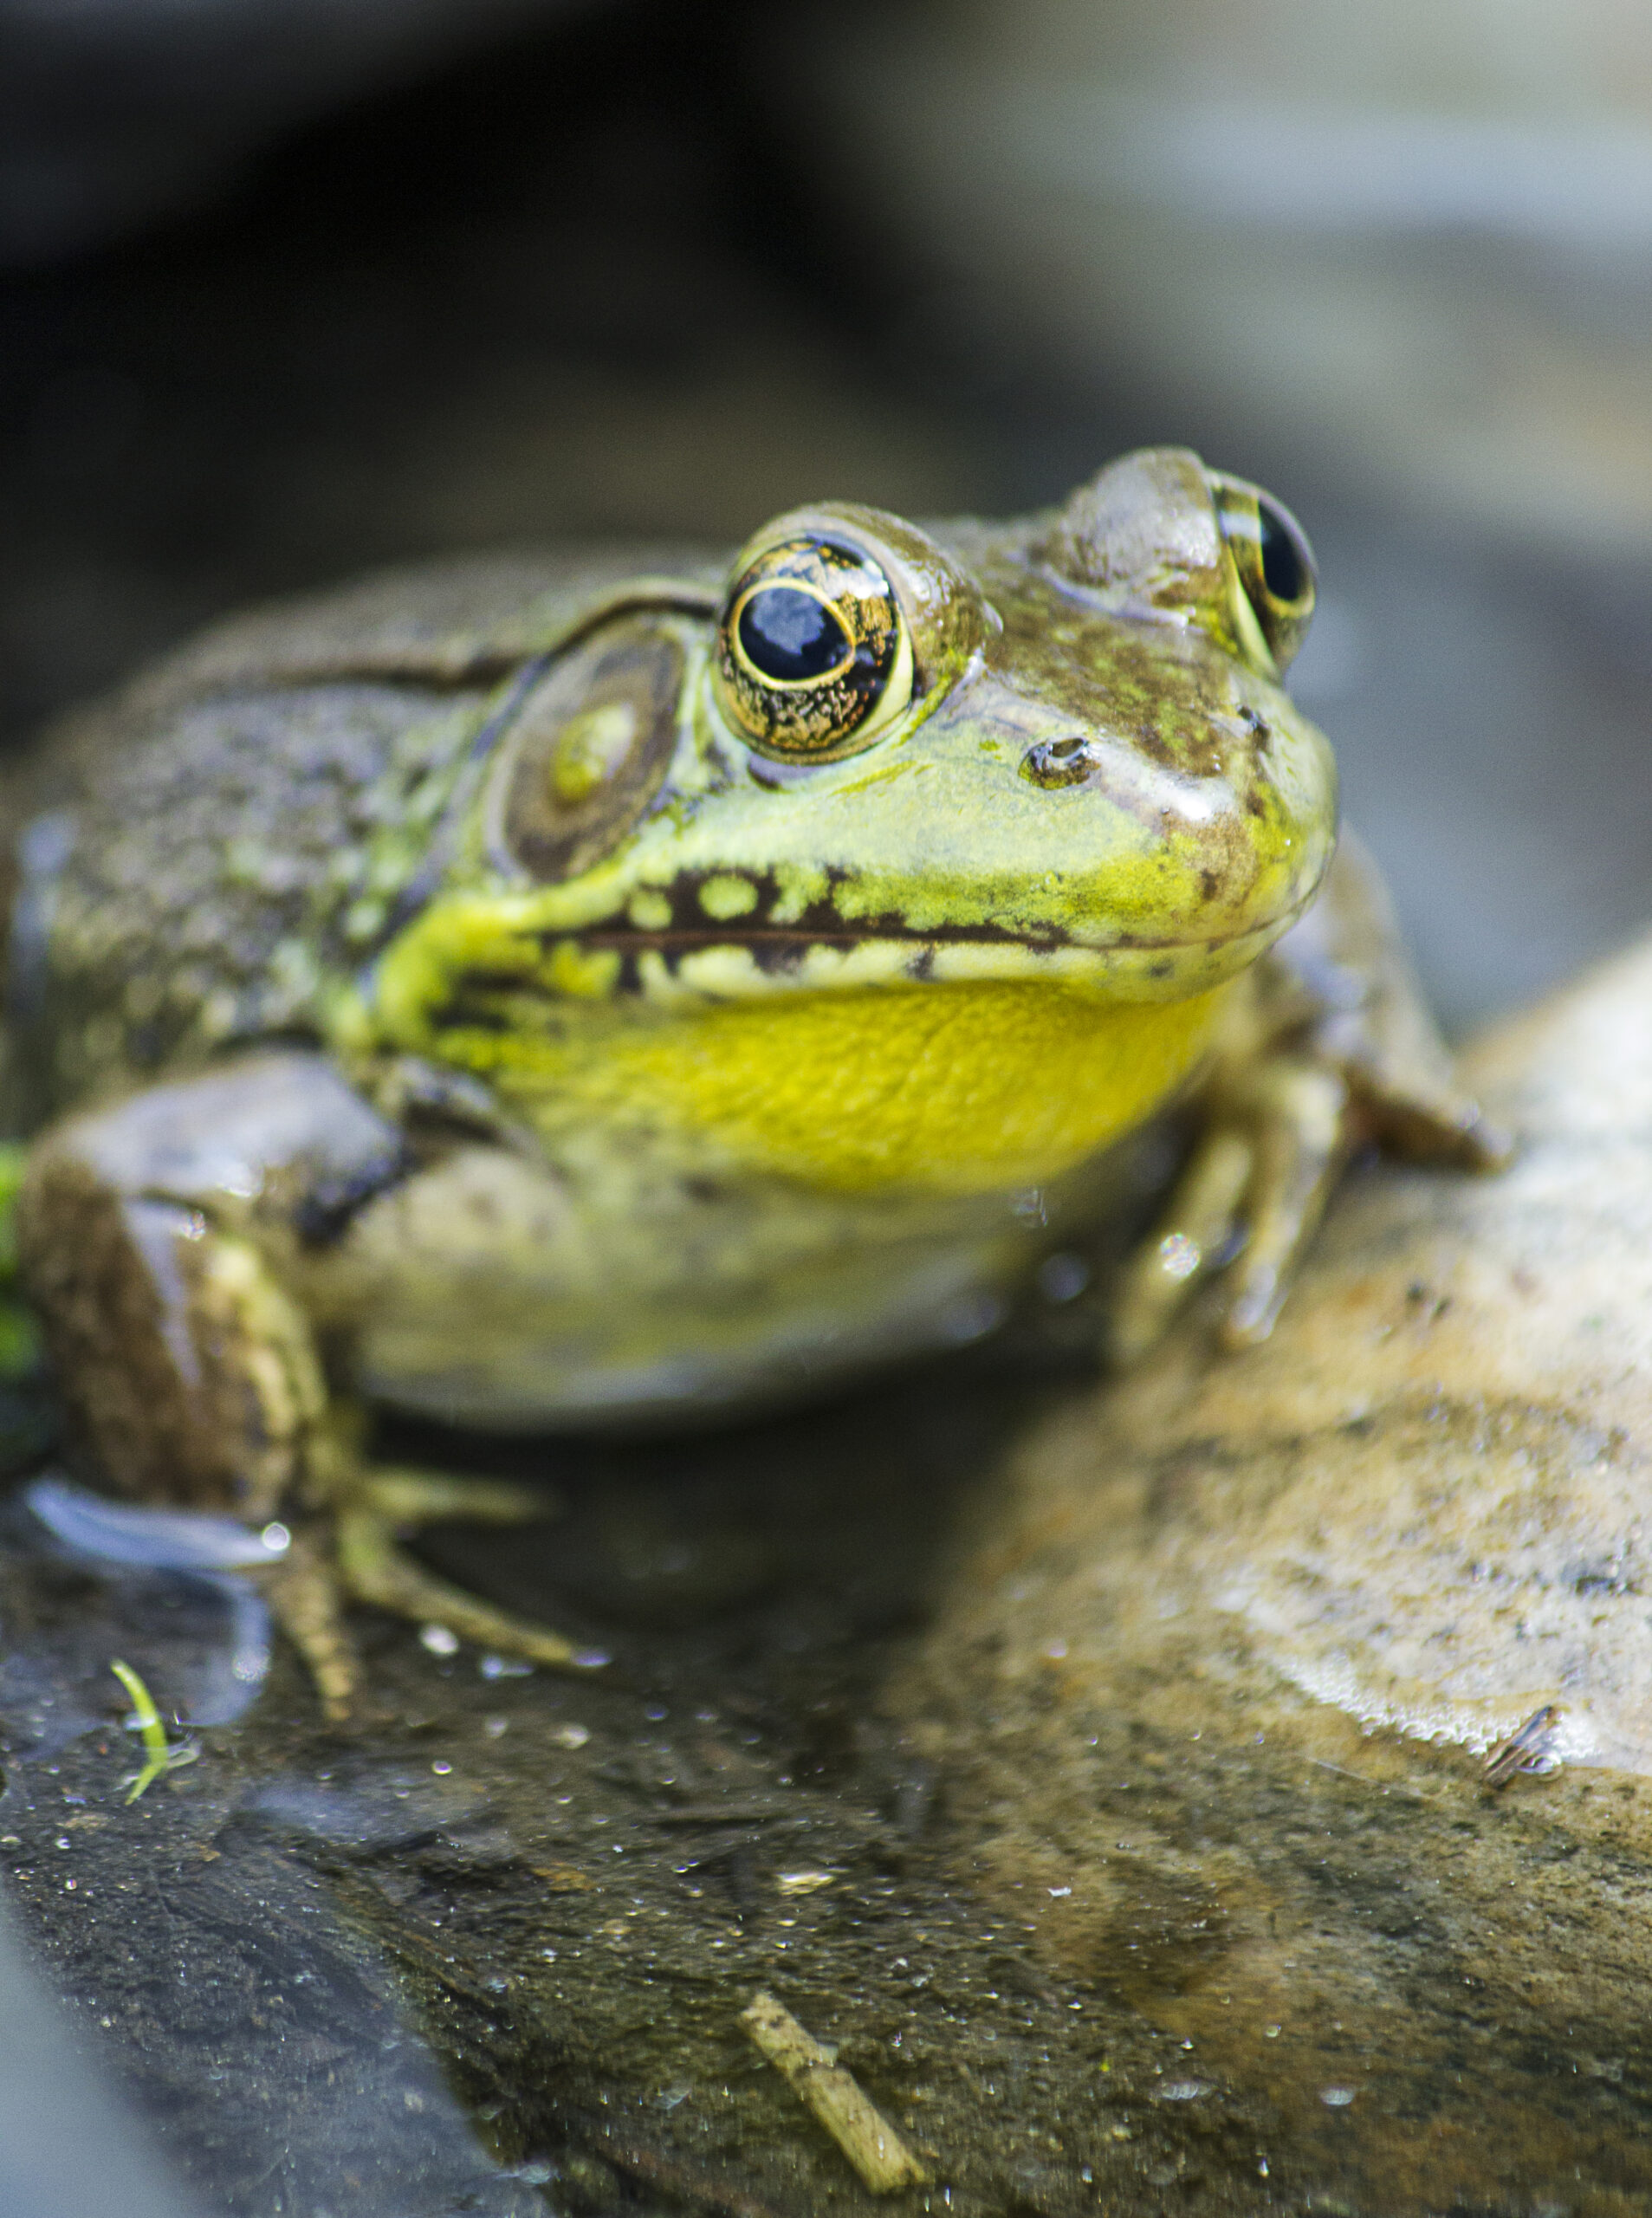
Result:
[1263, 2024, 1281, 2039]
[1321, 2085, 1357, 2107]
[480, 1654, 533, 1679]
[1036, 1251, 1091, 1304]
[419, 1625, 460, 1657]
[484, 1718, 509, 1739]
[939, 1292, 1005, 1344]
[431, 1761, 453, 1776]
[259, 1522, 291, 1555]
[554, 1723, 592, 1750]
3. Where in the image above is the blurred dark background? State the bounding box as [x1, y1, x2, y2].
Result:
[2, 0, 1649, 1029]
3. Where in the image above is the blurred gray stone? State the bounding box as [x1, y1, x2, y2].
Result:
[779, 0, 1652, 557]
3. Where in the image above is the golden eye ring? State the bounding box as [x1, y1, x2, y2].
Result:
[712, 535, 913, 763]
[1211, 475, 1317, 676]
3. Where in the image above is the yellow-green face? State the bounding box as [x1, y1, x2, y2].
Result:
[360, 448, 1338, 1196]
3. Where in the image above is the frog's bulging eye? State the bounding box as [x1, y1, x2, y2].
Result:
[1212, 476, 1317, 674]
[714, 537, 913, 762]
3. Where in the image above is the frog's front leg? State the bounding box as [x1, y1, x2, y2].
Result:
[14, 1051, 586, 1717]
[1111, 833, 1510, 1361]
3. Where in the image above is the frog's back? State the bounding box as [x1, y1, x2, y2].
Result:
[0, 544, 717, 1128]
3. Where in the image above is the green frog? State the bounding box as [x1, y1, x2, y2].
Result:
[0, 448, 1500, 1715]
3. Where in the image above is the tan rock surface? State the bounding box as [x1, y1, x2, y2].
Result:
[891, 931, 1652, 2209]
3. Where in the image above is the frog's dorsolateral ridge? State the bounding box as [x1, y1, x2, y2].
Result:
[0, 448, 1502, 1713]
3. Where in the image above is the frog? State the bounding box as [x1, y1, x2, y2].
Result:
[0, 447, 1502, 1717]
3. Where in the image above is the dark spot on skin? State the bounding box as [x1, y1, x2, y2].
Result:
[910, 947, 936, 982]
[683, 1177, 724, 1203]
[1200, 871, 1219, 901]
[1020, 735, 1106, 789]
[1244, 793, 1267, 818]
[437, 997, 516, 1033]
[295, 1143, 415, 1246]
[750, 937, 811, 977]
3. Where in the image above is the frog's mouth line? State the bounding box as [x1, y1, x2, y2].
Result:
[552, 864, 1287, 977]
[576, 917, 1069, 976]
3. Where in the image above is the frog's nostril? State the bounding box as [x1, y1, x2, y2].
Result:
[1020, 736, 1105, 789]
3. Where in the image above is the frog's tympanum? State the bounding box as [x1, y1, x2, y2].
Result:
[0, 451, 1502, 1715]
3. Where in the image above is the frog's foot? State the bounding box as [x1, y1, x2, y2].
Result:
[261, 1527, 362, 1723]
[1111, 1040, 1506, 1364]
[262, 1465, 595, 1722]
[1109, 832, 1511, 1366]
[336, 1462, 601, 1681]
[1109, 1056, 1349, 1364]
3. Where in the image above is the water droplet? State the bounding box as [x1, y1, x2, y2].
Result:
[1158, 1231, 1202, 1281]
[1037, 1251, 1091, 1303]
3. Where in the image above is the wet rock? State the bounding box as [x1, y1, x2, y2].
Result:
[890, 930, 1652, 2209]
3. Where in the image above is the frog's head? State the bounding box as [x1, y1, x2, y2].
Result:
[364, 451, 1338, 1185]
[376, 446, 1333, 1009]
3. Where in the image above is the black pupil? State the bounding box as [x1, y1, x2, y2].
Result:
[1258, 503, 1306, 604]
[738, 587, 851, 682]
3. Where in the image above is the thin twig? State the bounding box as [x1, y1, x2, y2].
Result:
[742, 1990, 930, 2195]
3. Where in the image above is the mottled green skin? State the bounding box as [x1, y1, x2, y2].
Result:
[2, 454, 1333, 1141]
[0, 549, 722, 1130]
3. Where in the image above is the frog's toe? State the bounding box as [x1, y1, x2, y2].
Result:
[1110, 1056, 1351, 1363]
[1108, 1125, 1254, 1365]
[1218, 1058, 1349, 1349]
[356, 1465, 556, 1527]
[1349, 1060, 1513, 1172]
[334, 1502, 605, 1674]
[261, 1529, 361, 1723]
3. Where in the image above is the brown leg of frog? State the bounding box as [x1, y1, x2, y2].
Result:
[14, 1052, 592, 1721]
[1110, 832, 1512, 1364]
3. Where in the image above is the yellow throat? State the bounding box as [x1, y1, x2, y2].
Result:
[408, 977, 1229, 1197]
